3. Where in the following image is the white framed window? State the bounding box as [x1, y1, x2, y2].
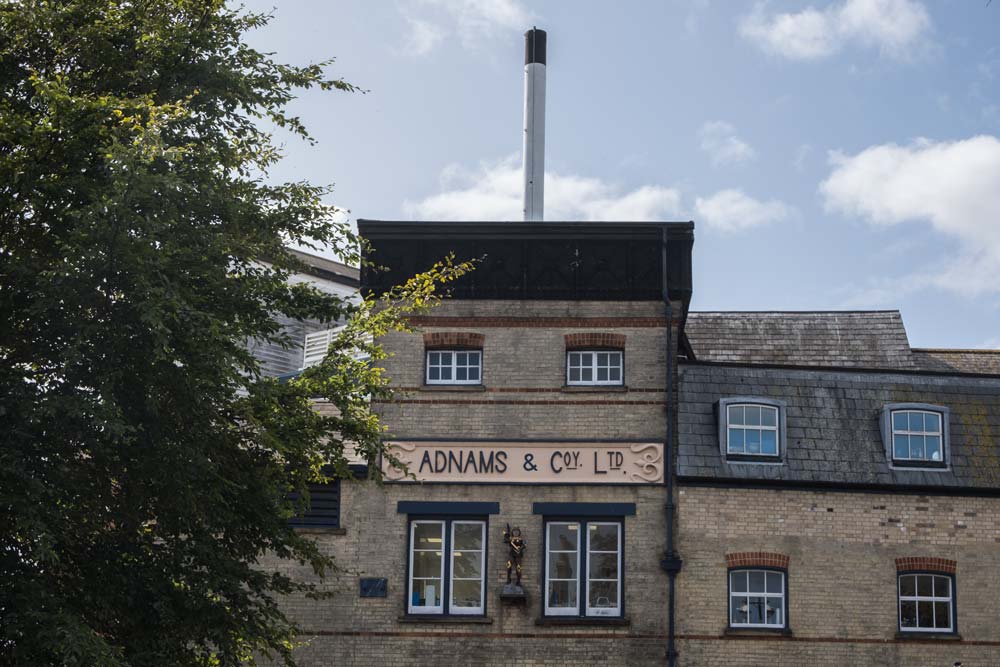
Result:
[726, 404, 779, 457]
[426, 350, 481, 385]
[729, 569, 786, 629]
[407, 519, 486, 615]
[544, 520, 622, 617]
[898, 573, 954, 633]
[566, 351, 623, 386]
[891, 409, 944, 464]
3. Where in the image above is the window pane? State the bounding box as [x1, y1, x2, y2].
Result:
[747, 596, 767, 623]
[429, 352, 441, 365]
[918, 600, 934, 628]
[917, 575, 933, 597]
[453, 523, 483, 550]
[926, 436, 941, 461]
[412, 578, 441, 607]
[456, 367, 467, 381]
[729, 428, 745, 453]
[909, 412, 925, 432]
[549, 552, 577, 579]
[893, 434, 908, 459]
[451, 579, 481, 609]
[456, 352, 467, 365]
[891, 411, 906, 431]
[766, 597, 784, 626]
[924, 412, 941, 433]
[549, 523, 578, 550]
[548, 580, 577, 608]
[588, 553, 619, 580]
[934, 601, 950, 629]
[413, 551, 443, 578]
[588, 524, 619, 551]
[569, 368, 580, 382]
[581, 367, 593, 382]
[761, 407, 777, 427]
[731, 595, 748, 624]
[568, 353, 581, 367]
[609, 352, 622, 366]
[748, 571, 766, 593]
[934, 576, 950, 598]
[761, 430, 777, 455]
[909, 435, 925, 459]
[440, 366, 452, 380]
[746, 406, 761, 426]
[745, 429, 761, 454]
[439, 352, 452, 365]
[597, 352, 609, 365]
[597, 367, 608, 381]
[609, 367, 621, 382]
[413, 523, 443, 548]
[452, 551, 482, 579]
[729, 406, 745, 426]
[730, 571, 747, 593]
[589, 580, 618, 609]
[429, 367, 440, 380]
[766, 572, 783, 594]
[900, 600, 917, 628]
[899, 575, 915, 597]
[468, 366, 480, 381]
[578, 352, 593, 366]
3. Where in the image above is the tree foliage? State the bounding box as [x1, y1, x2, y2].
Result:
[0, 2, 470, 664]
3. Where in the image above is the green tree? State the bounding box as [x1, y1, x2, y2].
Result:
[0, 2, 469, 665]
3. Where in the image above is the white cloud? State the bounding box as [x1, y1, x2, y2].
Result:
[820, 135, 1000, 296]
[400, 0, 533, 55]
[739, 0, 931, 61]
[698, 121, 755, 166]
[694, 189, 794, 233]
[404, 156, 683, 221]
[403, 18, 446, 56]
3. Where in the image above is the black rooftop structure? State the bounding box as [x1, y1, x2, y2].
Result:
[359, 220, 694, 303]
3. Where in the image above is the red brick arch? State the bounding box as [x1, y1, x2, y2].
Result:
[422, 332, 484, 350]
[725, 552, 790, 569]
[564, 332, 626, 350]
[895, 557, 956, 573]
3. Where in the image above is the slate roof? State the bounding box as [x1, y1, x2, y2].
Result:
[911, 349, 1000, 375]
[685, 311, 915, 369]
[677, 363, 1000, 491]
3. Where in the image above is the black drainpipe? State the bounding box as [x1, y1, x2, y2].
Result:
[660, 228, 683, 666]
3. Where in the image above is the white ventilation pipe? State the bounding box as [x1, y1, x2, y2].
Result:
[522, 28, 546, 221]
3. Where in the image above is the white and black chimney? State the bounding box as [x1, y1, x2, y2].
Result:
[522, 28, 546, 221]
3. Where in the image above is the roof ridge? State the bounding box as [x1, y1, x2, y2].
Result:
[687, 310, 901, 315]
[913, 348, 1000, 354]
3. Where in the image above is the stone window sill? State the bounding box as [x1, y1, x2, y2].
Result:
[535, 616, 630, 627]
[723, 627, 793, 638]
[398, 615, 493, 624]
[895, 631, 962, 641]
[561, 385, 629, 393]
[419, 384, 487, 392]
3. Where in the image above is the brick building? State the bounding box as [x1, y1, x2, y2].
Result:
[266, 226, 1000, 666]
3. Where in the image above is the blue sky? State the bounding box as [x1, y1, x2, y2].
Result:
[242, 0, 1000, 349]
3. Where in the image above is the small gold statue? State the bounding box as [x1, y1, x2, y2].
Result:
[503, 523, 526, 586]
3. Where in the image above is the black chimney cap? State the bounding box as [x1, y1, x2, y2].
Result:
[525, 28, 546, 65]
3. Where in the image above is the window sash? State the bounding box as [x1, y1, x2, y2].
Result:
[408, 520, 445, 614]
[726, 404, 780, 456]
[729, 569, 786, 629]
[545, 522, 581, 616]
[585, 522, 621, 617]
[449, 521, 485, 615]
[898, 574, 953, 632]
[891, 410, 944, 463]
[566, 351, 623, 386]
[426, 350, 482, 385]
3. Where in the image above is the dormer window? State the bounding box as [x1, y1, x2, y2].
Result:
[883, 404, 949, 468]
[718, 397, 786, 462]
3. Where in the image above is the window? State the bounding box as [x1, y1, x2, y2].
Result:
[408, 519, 486, 615]
[726, 404, 779, 456]
[287, 481, 341, 529]
[898, 573, 954, 633]
[544, 520, 622, 617]
[566, 351, 623, 386]
[729, 569, 786, 629]
[426, 350, 481, 385]
[890, 408, 945, 465]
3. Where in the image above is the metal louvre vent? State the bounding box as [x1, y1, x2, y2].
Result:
[288, 481, 341, 529]
[302, 326, 344, 368]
